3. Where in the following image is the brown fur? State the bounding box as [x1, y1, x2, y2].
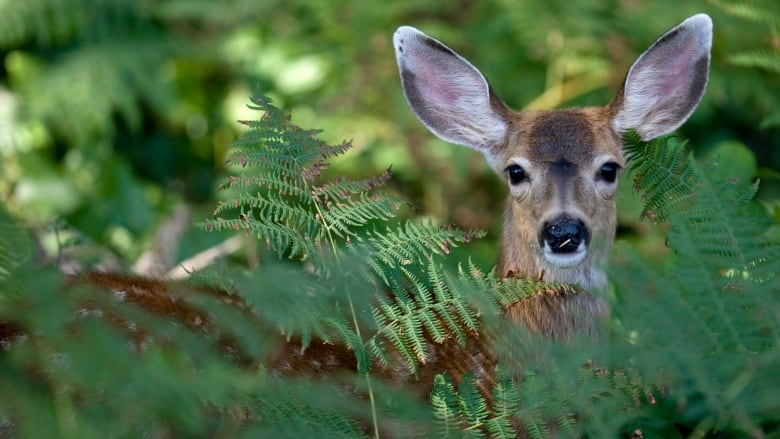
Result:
[0, 272, 498, 401]
[489, 107, 621, 340]
[496, 107, 623, 279]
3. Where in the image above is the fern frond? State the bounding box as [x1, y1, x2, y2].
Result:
[430, 373, 526, 438]
[729, 51, 780, 74]
[320, 192, 404, 238]
[486, 378, 521, 438]
[517, 408, 549, 439]
[201, 95, 401, 267]
[401, 306, 428, 364]
[515, 372, 553, 439]
[0, 206, 32, 284]
[358, 221, 485, 285]
[211, 191, 318, 232]
[485, 417, 516, 439]
[325, 318, 371, 374]
[203, 215, 319, 260]
[430, 374, 463, 437]
[252, 379, 363, 438]
[608, 131, 780, 433]
[365, 330, 392, 369]
[709, 0, 780, 25]
[430, 276, 472, 347]
[457, 260, 576, 312]
[623, 131, 698, 222]
[366, 259, 481, 373]
[410, 274, 449, 344]
[313, 168, 393, 202]
[457, 374, 490, 431]
[217, 173, 310, 200]
[668, 178, 780, 352]
[371, 320, 419, 375]
[214, 261, 352, 351]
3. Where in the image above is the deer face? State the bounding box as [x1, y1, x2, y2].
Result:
[393, 15, 711, 291]
[497, 109, 623, 274]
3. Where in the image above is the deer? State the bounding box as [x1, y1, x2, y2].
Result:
[393, 14, 712, 341]
[0, 15, 714, 437]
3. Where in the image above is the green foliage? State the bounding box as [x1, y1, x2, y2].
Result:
[367, 259, 481, 374]
[195, 97, 569, 392]
[203, 94, 404, 266]
[623, 132, 698, 223]
[426, 131, 780, 438]
[710, 0, 780, 133]
[430, 373, 494, 438]
[2, 1, 780, 436]
[605, 131, 780, 436]
[4, 91, 780, 437]
[0, 204, 32, 283]
[0, 266, 261, 437]
[3, 0, 779, 265]
[486, 376, 522, 438]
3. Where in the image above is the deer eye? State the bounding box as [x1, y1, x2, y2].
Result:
[505, 164, 526, 185]
[598, 162, 620, 183]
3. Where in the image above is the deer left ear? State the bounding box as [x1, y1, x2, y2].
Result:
[610, 14, 712, 141]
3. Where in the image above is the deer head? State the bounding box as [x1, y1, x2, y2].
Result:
[394, 15, 712, 339]
[394, 15, 711, 290]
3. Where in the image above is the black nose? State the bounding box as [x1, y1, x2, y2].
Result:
[541, 217, 588, 254]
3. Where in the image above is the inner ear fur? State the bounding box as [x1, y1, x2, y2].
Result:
[610, 14, 712, 140]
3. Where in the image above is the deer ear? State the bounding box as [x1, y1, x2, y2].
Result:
[394, 26, 508, 163]
[610, 14, 712, 141]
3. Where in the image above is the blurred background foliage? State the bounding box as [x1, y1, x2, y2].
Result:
[0, 0, 778, 271]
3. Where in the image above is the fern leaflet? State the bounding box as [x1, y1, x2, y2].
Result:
[200, 94, 403, 268]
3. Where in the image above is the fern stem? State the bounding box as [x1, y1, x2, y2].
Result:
[311, 195, 340, 262]
[37, 341, 78, 438]
[688, 415, 715, 439]
[463, 422, 485, 430]
[311, 184, 381, 438]
[346, 292, 381, 439]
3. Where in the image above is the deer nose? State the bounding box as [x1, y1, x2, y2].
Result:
[541, 217, 588, 254]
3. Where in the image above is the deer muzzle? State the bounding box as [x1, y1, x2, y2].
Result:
[539, 216, 589, 267]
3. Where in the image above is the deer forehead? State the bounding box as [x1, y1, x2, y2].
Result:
[501, 107, 623, 170]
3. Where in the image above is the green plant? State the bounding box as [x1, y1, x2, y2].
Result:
[605, 132, 780, 436]
[2, 94, 780, 438]
[0, 95, 561, 437]
[1, 1, 779, 436]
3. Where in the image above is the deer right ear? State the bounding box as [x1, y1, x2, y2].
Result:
[394, 26, 508, 164]
[610, 14, 713, 141]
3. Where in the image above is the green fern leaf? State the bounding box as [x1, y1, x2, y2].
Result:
[729, 51, 780, 74]
[313, 168, 393, 202]
[431, 374, 463, 438]
[710, 0, 780, 25]
[486, 379, 521, 438]
[201, 95, 402, 268]
[320, 192, 403, 238]
[324, 318, 371, 374]
[358, 221, 485, 285]
[0, 206, 32, 284]
[367, 259, 485, 372]
[252, 379, 363, 437]
[624, 131, 698, 222]
[608, 130, 780, 433]
[457, 373, 490, 433]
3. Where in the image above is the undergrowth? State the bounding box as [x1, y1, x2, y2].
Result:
[0, 96, 778, 438]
